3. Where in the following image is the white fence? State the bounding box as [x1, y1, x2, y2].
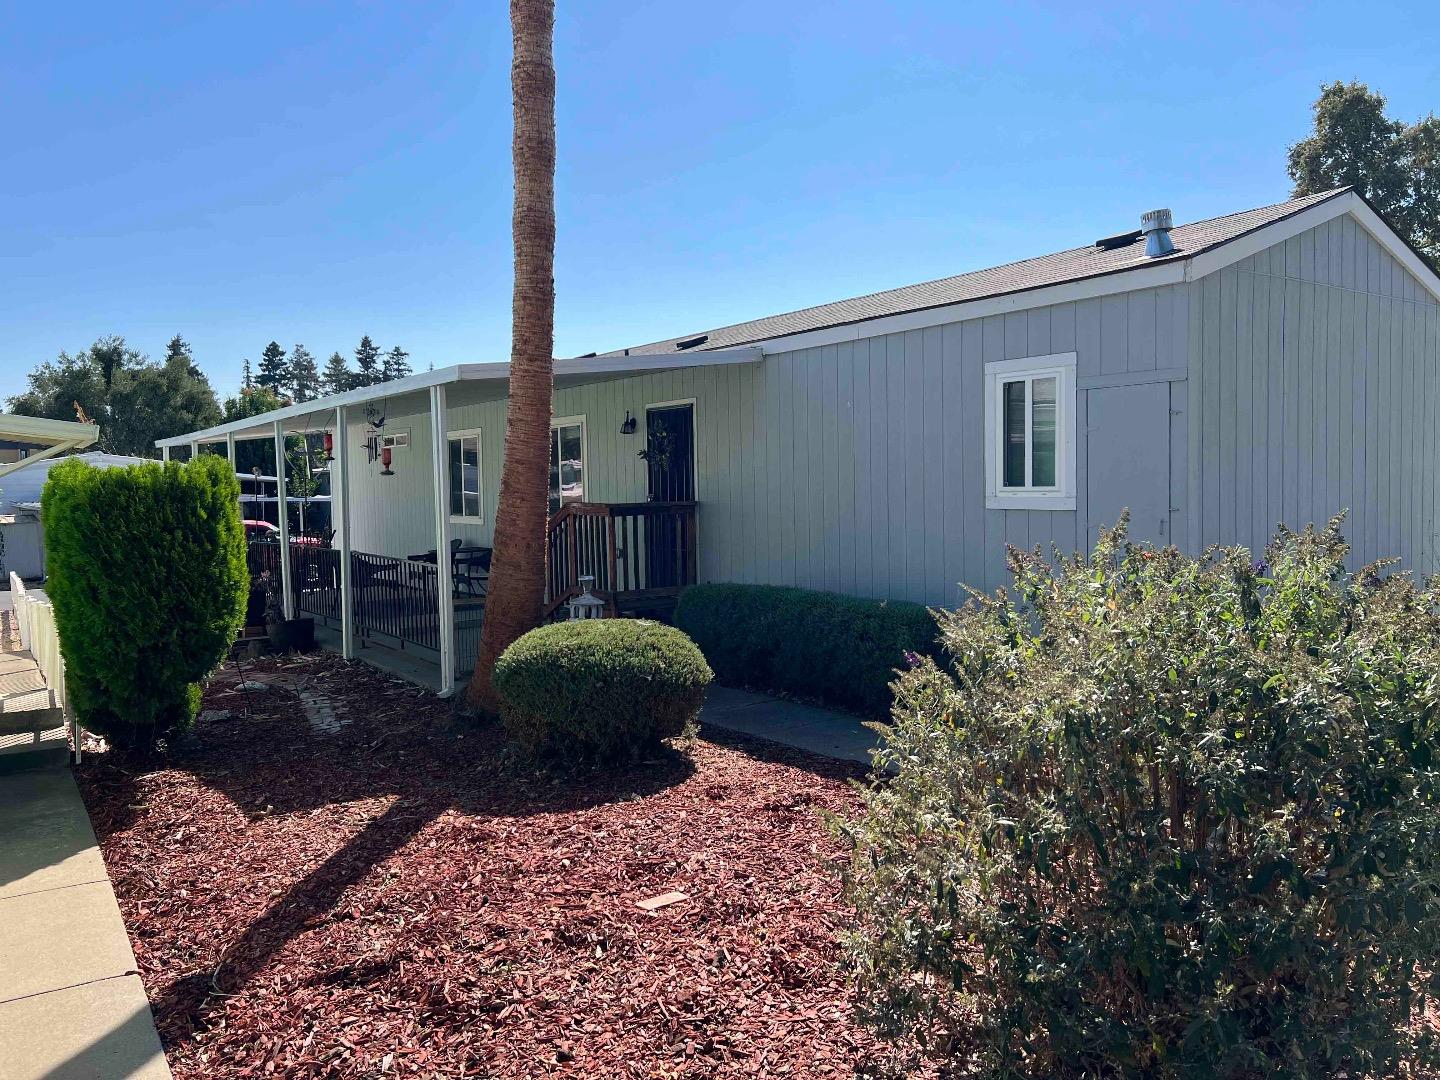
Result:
[8, 571, 79, 760]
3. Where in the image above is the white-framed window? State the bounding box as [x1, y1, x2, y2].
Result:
[984, 352, 1077, 511]
[380, 429, 410, 449]
[447, 428, 484, 523]
[550, 415, 586, 512]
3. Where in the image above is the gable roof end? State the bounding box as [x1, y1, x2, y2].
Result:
[600, 187, 1438, 358]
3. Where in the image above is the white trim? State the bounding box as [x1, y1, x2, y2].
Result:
[429, 385, 455, 696]
[550, 414, 588, 509]
[272, 420, 295, 619]
[751, 263, 1187, 355]
[334, 404, 355, 660]
[445, 427, 485, 524]
[155, 349, 763, 449]
[984, 352, 1077, 511]
[644, 398, 699, 501]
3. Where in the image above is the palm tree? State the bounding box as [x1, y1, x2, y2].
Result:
[467, 0, 557, 713]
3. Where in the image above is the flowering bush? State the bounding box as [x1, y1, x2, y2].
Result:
[832, 516, 1440, 1078]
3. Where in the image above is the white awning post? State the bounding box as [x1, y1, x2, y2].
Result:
[272, 421, 295, 619]
[226, 431, 236, 464]
[161, 446, 170, 463]
[334, 405, 355, 660]
[429, 385, 455, 694]
[189, 440, 199, 460]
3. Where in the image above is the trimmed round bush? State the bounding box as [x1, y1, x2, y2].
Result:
[42, 454, 247, 751]
[675, 583, 938, 716]
[493, 619, 713, 762]
[832, 517, 1440, 1078]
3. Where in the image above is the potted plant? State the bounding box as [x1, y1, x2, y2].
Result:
[263, 573, 315, 652]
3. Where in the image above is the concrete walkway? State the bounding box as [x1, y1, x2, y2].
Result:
[0, 764, 171, 1079]
[700, 685, 881, 764]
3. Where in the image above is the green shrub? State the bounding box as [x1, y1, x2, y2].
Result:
[832, 517, 1440, 1079]
[42, 455, 247, 751]
[674, 583, 938, 716]
[493, 619, 712, 763]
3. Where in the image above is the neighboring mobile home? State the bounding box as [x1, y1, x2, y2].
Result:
[159, 186, 1440, 689]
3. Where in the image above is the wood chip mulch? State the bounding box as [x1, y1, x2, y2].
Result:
[77, 653, 930, 1079]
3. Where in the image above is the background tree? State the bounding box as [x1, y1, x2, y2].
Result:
[382, 345, 411, 382]
[6, 336, 219, 456]
[353, 335, 383, 387]
[221, 384, 288, 479]
[1289, 81, 1440, 264]
[468, 0, 557, 712]
[289, 344, 321, 402]
[256, 340, 289, 393]
[321, 351, 351, 395]
[107, 347, 222, 455]
[241, 358, 254, 390]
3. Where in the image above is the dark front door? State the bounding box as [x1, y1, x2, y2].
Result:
[645, 403, 695, 587]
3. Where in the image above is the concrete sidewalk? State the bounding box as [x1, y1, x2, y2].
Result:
[700, 685, 880, 764]
[0, 765, 171, 1079]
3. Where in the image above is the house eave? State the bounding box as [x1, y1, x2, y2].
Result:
[155, 348, 763, 449]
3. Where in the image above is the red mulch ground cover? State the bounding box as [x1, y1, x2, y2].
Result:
[77, 653, 928, 1079]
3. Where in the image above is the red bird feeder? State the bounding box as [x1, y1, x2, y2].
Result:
[380, 445, 394, 476]
[322, 431, 334, 461]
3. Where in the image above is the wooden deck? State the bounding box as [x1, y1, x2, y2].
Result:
[543, 501, 698, 620]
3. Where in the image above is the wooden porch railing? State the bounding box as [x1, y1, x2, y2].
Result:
[544, 501, 697, 619]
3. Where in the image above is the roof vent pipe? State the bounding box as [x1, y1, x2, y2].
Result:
[1141, 208, 1175, 257]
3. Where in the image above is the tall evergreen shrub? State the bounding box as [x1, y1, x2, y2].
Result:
[834, 517, 1440, 1078]
[42, 455, 247, 750]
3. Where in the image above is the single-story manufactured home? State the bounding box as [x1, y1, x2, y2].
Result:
[158, 186, 1440, 691]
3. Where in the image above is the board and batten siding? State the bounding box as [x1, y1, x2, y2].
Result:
[1190, 213, 1440, 573]
[342, 286, 1192, 608]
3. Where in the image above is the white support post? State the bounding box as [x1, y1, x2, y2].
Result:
[226, 431, 236, 465]
[189, 439, 199, 460]
[272, 421, 295, 619]
[429, 385, 455, 694]
[161, 445, 170, 462]
[334, 405, 355, 659]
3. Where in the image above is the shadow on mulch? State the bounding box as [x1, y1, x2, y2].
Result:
[79, 655, 700, 1046]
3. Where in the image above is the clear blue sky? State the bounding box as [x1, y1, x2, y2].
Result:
[2, 1, 1436, 402]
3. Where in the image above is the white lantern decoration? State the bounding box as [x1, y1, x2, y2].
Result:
[567, 575, 607, 620]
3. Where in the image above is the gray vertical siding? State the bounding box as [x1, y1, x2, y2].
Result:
[340, 211, 1436, 607]
[1192, 214, 1440, 572]
[347, 285, 1192, 607]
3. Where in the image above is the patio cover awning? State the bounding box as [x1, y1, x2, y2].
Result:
[155, 349, 763, 450]
[0, 414, 99, 479]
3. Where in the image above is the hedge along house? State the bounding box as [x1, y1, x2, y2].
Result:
[158, 186, 1440, 692]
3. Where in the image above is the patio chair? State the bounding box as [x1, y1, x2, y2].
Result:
[455, 546, 492, 598]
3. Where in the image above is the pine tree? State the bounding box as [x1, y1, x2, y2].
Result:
[382, 345, 411, 381]
[256, 340, 288, 392]
[321, 351, 351, 395]
[289, 344, 321, 402]
[241, 358, 253, 390]
[353, 336, 383, 387]
[163, 334, 203, 378]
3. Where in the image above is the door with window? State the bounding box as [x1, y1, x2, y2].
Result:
[549, 418, 585, 513]
[644, 402, 695, 588]
[1086, 381, 1173, 547]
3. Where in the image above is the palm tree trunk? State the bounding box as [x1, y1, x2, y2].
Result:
[466, 0, 556, 714]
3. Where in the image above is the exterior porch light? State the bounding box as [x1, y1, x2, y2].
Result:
[620, 411, 637, 435]
[567, 575, 607, 620]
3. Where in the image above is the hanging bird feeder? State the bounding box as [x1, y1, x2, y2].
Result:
[322, 431, 334, 462]
[380, 445, 394, 476]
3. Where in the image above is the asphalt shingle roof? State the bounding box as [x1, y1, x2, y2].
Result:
[601, 188, 1349, 356]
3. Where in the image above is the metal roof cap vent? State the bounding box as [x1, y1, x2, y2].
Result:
[1141, 208, 1175, 257]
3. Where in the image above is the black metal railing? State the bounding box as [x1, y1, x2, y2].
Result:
[350, 551, 442, 651]
[248, 540, 342, 622]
